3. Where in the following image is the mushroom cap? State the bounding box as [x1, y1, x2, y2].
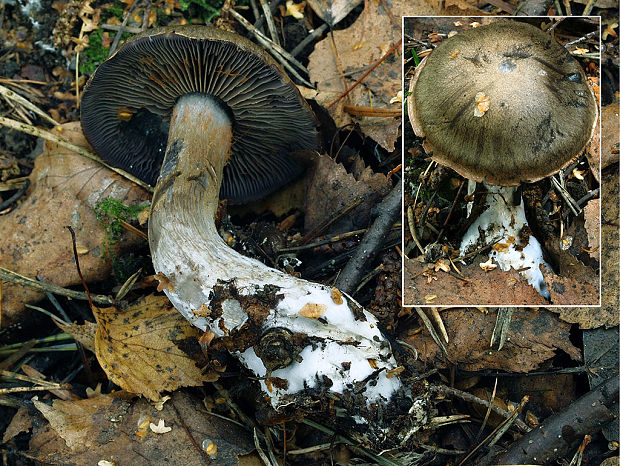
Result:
[81, 25, 318, 202]
[408, 20, 597, 185]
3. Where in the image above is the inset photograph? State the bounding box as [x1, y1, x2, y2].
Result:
[402, 16, 601, 306]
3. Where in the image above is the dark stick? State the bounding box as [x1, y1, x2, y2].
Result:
[0, 178, 30, 211]
[436, 180, 465, 243]
[481, 375, 619, 465]
[335, 182, 401, 294]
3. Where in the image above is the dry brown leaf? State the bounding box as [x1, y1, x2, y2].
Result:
[304, 154, 391, 234]
[404, 258, 550, 306]
[401, 308, 581, 372]
[54, 320, 97, 352]
[600, 102, 619, 172]
[33, 393, 127, 450]
[0, 122, 149, 325]
[29, 390, 253, 464]
[93, 294, 210, 401]
[306, 0, 361, 26]
[2, 406, 32, 443]
[583, 198, 600, 261]
[308, 0, 437, 151]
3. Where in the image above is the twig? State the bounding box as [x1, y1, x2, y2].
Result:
[486, 395, 529, 447]
[278, 228, 368, 252]
[482, 375, 618, 466]
[328, 38, 402, 109]
[407, 205, 425, 255]
[0, 267, 114, 305]
[551, 175, 581, 216]
[0, 84, 59, 126]
[0, 116, 152, 191]
[225, 7, 312, 87]
[429, 384, 530, 433]
[547, 17, 566, 32]
[299, 198, 364, 245]
[582, 0, 598, 15]
[330, 30, 351, 105]
[0, 176, 28, 192]
[302, 419, 403, 466]
[66, 226, 94, 310]
[248, 0, 261, 24]
[475, 378, 498, 443]
[565, 30, 599, 48]
[335, 183, 401, 294]
[576, 187, 599, 206]
[100, 23, 143, 34]
[259, 0, 280, 46]
[436, 180, 465, 242]
[109, 0, 140, 56]
[343, 105, 400, 117]
[568, 435, 591, 466]
[0, 384, 71, 394]
[457, 395, 529, 465]
[0, 178, 29, 211]
[562, 0, 572, 15]
[253, 0, 282, 29]
[290, 23, 328, 57]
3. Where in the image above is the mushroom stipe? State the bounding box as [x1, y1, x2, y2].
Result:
[82, 26, 423, 443]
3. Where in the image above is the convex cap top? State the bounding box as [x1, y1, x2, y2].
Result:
[81, 25, 318, 202]
[408, 19, 597, 185]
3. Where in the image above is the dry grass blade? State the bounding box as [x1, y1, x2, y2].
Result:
[0, 84, 59, 126]
[225, 7, 312, 88]
[0, 116, 152, 191]
[431, 308, 449, 344]
[490, 308, 514, 350]
[415, 307, 448, 355]
[0, 266, 114, 305]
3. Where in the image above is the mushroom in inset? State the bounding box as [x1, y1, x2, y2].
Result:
[81, 26, 416, 436]
[407, 19, 598, 299]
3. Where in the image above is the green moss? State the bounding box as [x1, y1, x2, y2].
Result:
[80, 28, 132, 75]
[179, 0, 249, 22]
[94, 198, 150, 260]
[106, 4, 124, 19]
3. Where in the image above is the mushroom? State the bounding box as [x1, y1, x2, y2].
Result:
[407, 19, 597, 299]
[81, 26, 415, 435]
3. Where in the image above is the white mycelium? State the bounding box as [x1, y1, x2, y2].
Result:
[460, 184, 550, 299]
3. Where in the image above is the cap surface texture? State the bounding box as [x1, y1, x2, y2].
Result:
[81, 26, 318, 202]
[408, 20, 597, 185]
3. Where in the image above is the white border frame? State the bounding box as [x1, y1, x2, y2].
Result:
[400, 15, 603, 308]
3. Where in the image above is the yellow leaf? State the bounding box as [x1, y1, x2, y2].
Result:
[93, 294, 209, 401]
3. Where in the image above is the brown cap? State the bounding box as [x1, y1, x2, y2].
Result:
[408, 20, 597, 185]
[81, 25, 318, 202]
